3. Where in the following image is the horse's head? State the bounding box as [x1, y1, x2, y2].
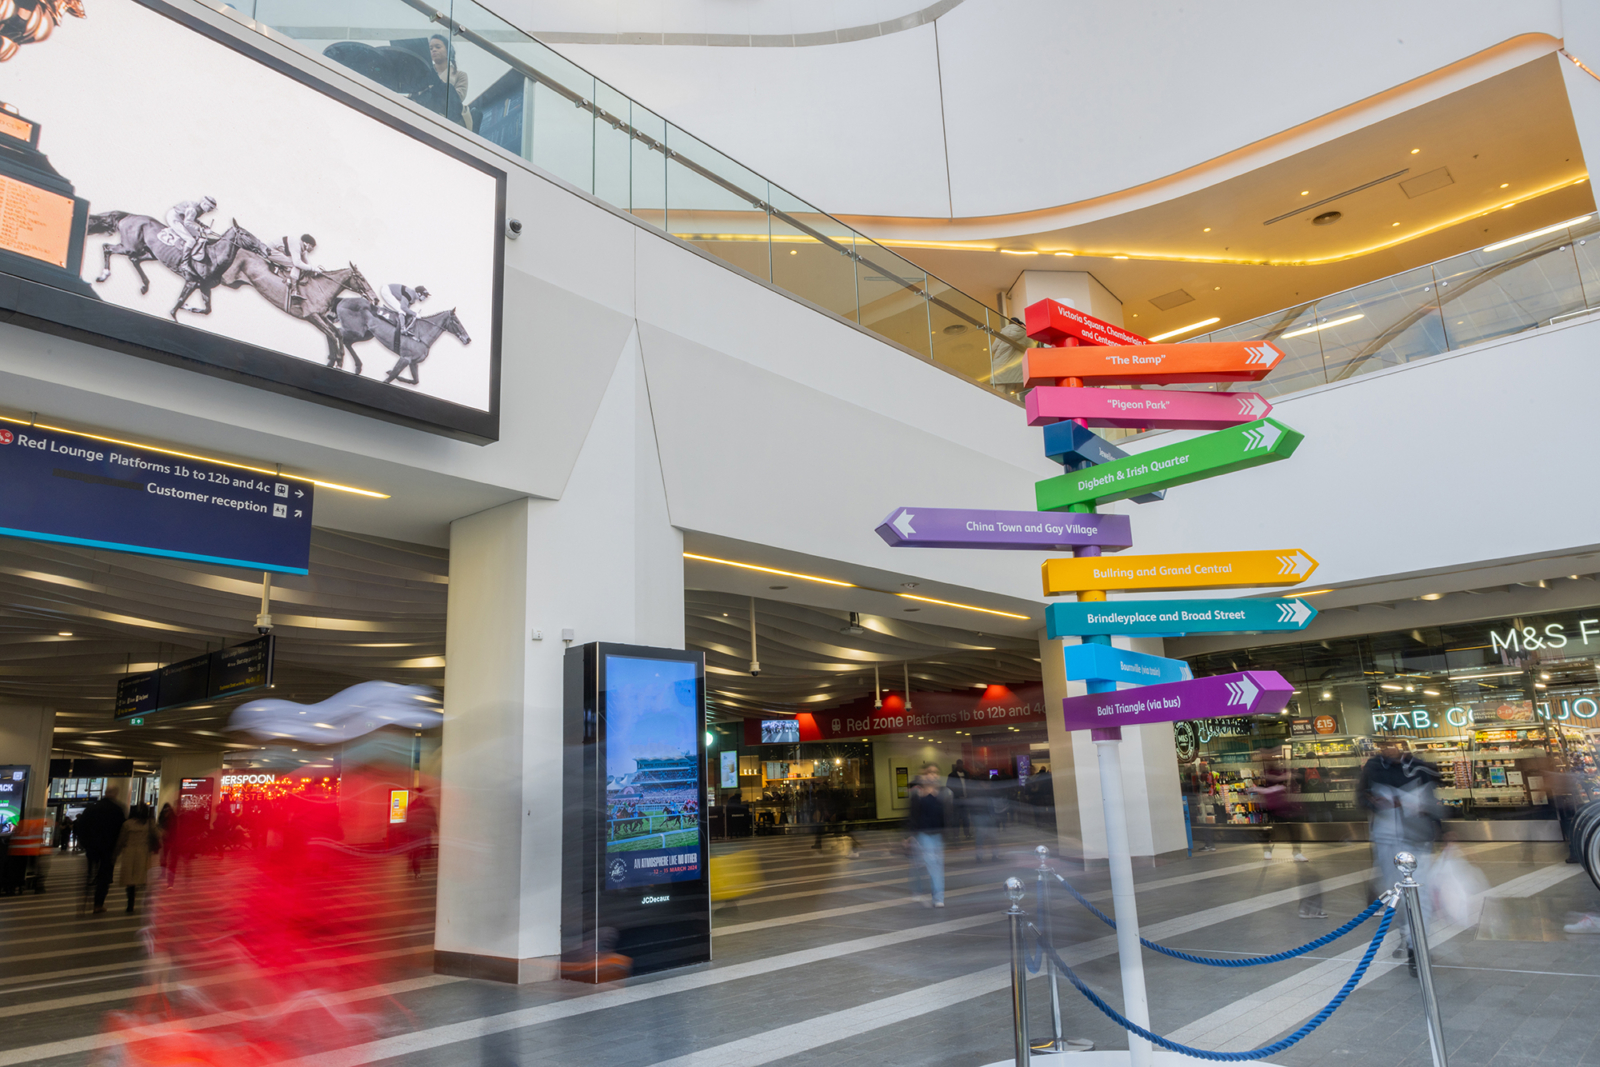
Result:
[346, 263, 380, 304]
[444, 309, 472, 346]
[221, 220, 271, 257]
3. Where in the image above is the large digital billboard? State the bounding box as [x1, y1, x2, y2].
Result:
[603, 654, 702, 891]
[0, 0, 502, 441]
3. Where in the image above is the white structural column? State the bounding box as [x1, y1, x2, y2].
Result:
[1561, 0, 1600, 168]
[1005, 271, 1126, 327]
[1042, 633, 1188, 861]
[436, 331, 684, 983]
[1095, 735, 1153, 1067]
[0, 704, 55, 819]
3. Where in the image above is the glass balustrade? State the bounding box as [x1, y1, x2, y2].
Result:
[202, 4, 1600, 413]
[228, 0, 1026, 400]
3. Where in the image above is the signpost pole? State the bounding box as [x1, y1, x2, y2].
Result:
[1095, 725, 1153, 1067]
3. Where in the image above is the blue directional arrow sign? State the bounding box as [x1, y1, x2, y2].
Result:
[1046, 598, 1318, 638]
[1061, 643, 1193, 685]
[1040, 421, 1164, 504]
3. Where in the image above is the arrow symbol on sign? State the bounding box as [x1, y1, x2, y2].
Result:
[1236, 394, 1269, 419]
[892, 510, 916, 537]
[1243, 343, 1276, 365]
[295, 509, 303, 518]
[1240, 422, 1283, 451]
[1276, 552, 1313, 578]
[296, 489, 305, 498]
[1276, 599, 1312, 625]
[1225, 676, 1259, 707]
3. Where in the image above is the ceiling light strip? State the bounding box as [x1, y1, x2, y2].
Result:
[1147, 317, 1221, 342]
[1481, 214, 1593, 253]
[0, 414, 388, 499]
[683, 553, 1032, 619]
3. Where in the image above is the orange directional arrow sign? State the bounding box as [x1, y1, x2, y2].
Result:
[1042, 549, 1318, 596]
[1023, 341, 1285, 387]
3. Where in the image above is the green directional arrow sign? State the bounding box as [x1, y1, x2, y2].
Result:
[1035, 417, 1304, 510]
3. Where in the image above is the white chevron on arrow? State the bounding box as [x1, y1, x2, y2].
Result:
[1225, 677, 1259, 708]
[892, 510, 916, 537]
[1241, 422, 1283, 451]
[1276, 599, 1313, 625]
[1243, 342, 1277, 365]
[1276, 552, 1314, 578]
[1235, 394, 1270, 419]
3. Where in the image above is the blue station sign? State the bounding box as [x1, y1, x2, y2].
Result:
[0, 423, 312, 573]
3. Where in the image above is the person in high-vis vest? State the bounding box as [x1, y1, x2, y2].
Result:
[4, 817, 46, 894]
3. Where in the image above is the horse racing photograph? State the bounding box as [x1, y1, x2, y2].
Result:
[6, 0, 498, 416]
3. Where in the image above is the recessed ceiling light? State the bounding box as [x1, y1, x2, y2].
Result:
[1500, 183, 1509, 189]
[1300, 190, 1309, 196]
[789, 249, 798, 255]
[1392, 222, 1400, 227]
[1202, 227, 1211, 232]
[1212, 286, 1220, 291]
[1410, 148, 1420, 154]
[57, 631, 73, 637]
[1112, 255, 1129, 259]
[1419, 593, 1442, 601]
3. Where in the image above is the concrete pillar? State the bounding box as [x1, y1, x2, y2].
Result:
[1007, 271, 1126, 327]
[0, 704, 55, 819]
[1042, 633, 1188, 865]
[435, 331, 683, 983]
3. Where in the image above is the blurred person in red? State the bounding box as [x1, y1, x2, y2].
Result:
[94, 682, 442, 1066]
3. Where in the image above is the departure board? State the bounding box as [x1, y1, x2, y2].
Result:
[0, 174, 73, 268]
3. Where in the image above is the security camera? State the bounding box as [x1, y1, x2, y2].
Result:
[749, 660, 761, 678]
[505, 218, 523, 239]
[255, 612, 273, 635]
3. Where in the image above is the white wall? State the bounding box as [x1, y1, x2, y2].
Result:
[531, 0, 1565, 219]
[0, 706, 55, 820]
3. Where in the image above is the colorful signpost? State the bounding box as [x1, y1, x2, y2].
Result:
[873, 295, 1318, 1067]
[1035, 418, 1302, 509]
[1023, 340, 1285, 387]
[1025, 386, 1272, 429]
[1045, 597, 1317, 638]
[1041, 421, 1165, 504]
[1060, 671, 1294, 731]
[1061, 643, 1193, 686]
[874, 506, 1133, 550]
[1042, 549, 1318, 595]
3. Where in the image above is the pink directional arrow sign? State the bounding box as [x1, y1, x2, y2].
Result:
[1060, 670, 1293, 731]
[1026, 387, 1272, 430]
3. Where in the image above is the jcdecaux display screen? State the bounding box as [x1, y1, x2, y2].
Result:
[604, 655, 702, 891]
[0, 0, 502, 441]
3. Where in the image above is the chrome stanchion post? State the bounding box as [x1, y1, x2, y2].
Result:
[1007, 877, 1030, 1067]
[1395, 852, 1449, 1067]
[1035, 846, 1064, 1052]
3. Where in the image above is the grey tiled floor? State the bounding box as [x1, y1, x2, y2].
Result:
[1, 834, 1595, 1066]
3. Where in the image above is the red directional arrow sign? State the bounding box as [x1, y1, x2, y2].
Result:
[1024, 299, 1149, 348]
[1023, 340, 1284, 387]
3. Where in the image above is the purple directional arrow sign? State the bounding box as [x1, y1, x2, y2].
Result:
[875, 507, 1133, 551]
[1060, 670, 1293, 731]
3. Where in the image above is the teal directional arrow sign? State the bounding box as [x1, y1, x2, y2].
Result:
[1047, 598, 1318, 638]
[1061, 643, 1193, 685]
[1036, 418, 1303, 511]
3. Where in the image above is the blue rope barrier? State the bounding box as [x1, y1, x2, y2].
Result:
[1050, 871, 1384, 966]
[1025, 890, 1045, 974]
[1028, 905, 1395, 1061]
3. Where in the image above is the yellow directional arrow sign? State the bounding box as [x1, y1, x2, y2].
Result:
[1042, 549, 1319, 596]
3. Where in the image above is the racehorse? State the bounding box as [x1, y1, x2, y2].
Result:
[220, 253, 379, 370]
[331, 300, 471, 385]
[88, 212, 271, 320]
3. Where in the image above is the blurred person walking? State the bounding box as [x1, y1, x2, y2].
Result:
[947, 760, 971, 839]
[116, 804, 160, 913]
[1357, 738, 1442, 974]
[1251, 747, 1323, 917]
[76, 787, 125, 914]
[905, 764, 949, 907]
[969, 772, 1001, 864]
[407, 788, 437, 878]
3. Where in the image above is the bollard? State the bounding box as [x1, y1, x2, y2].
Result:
[1007, 877, 1030, 1067]
[1394, 852, 1449, 1067]
[1033, 847, 1094, 1055]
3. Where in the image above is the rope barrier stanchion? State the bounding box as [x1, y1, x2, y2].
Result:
[1027, 904, 1397, 1062]
[1033, 846, 1094, 1055]
[1394, 852, 1449, 1067]
[1049, 867, 1385, 966]
[1006, 877, 1031, 1067]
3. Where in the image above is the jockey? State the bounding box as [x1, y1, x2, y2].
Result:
[164, 196, 217, 275]
[381, 283, 430, 344]
[264, 233, 322, 310]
